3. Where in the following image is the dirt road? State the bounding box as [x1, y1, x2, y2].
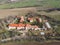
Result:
[0, 7, 36, 18]
[0, 7, 60, 19]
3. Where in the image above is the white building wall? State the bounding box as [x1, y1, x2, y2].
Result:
[30, 20, 33, 22]
[45, 22, 51, 29]
[17, 27, 24, 30]
[35, 28, 41, 30]
[8, 26, 16, 30]
[26, 27, 31, 30]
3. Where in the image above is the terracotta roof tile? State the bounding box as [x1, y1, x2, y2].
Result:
[9, 24, 18, 27]
[26, 24, 31, 27]
[18, 23, 25, 27]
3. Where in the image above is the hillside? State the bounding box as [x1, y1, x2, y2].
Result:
[0, 0, 60, 9]
[0, 0, 60, 45]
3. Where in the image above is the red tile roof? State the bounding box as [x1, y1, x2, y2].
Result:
[18, 23, 25, 27]
[32, 25, 39, 28]
[25, 24, 31, 27]
[9, 23, 39, 28]
[9, 24, 18, 27]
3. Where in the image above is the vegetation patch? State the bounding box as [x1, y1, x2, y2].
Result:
[0, 0, 60, 9]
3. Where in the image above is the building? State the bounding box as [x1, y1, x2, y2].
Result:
[25, 24, 32, 30]
[8, 24, 18, 30]
[17, 23, 25, 30]
[45, 22, 52, 29]
[20, 16, 24, 23]
[33, 25, 40, 30]
[8, 23, 42, 30]
[44, 20, 52, 29]
[28, 17, 34, 22]
[36, 17, 42, 23]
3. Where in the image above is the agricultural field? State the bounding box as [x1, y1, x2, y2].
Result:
[0, 0, 60, 9]
[0, 7, 36, 18]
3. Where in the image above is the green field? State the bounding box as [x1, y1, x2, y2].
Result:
[0, 0, 60, 9]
